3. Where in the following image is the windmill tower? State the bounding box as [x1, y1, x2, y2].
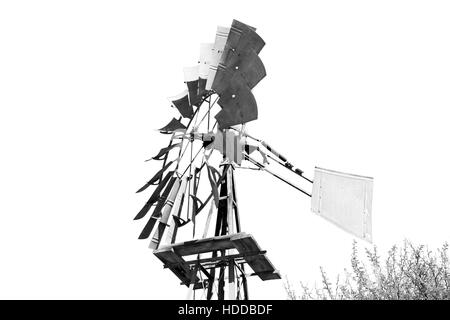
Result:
[135, 20, 374, 300]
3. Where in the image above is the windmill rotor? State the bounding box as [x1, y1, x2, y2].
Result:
[135, 19, 374, 300]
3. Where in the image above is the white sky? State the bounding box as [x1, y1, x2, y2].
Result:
[1, 0, 449, 299]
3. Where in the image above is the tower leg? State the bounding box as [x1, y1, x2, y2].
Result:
[228, 260, 236, 300]
[218, 262, 226, 300]
[186, 264, 199, 300]
[206, 267, 215, 300]
[241, 263, 249, 300]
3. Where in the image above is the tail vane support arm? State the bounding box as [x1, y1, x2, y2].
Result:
[232, 128, 313, 184]
[244, 154, 312, 198]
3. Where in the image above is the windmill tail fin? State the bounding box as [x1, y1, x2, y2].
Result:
[311, 167, 374, 243]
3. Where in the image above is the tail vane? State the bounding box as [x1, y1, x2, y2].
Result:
[311, 167, 373, 243]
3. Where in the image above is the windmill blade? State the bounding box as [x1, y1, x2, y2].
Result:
[138, 176, 178, 239]
[159, 117, 187, 133]
[213, 50, 266, 94]
[134, 170, 174, 220]
[168, 91, 194, 119]
[136, 160, 174, 193]
[183, 66, 201, 106]
[145, 143, 181, 161]
[215, 76, 258, 128]
[198, 43, 213, 96]
[213, 19, 265, 94]
[205, 26, 230, 91]
[311, 167, 374, 243]
[221, 20, 264, 57]
[206, 20, 265, 129]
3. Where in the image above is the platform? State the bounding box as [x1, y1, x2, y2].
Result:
[153, 232, 281, 288]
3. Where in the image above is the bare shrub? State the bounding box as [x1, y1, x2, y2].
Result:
[286, 240, 450, 300]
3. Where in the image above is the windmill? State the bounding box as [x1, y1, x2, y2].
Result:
[135, 20, 374, 300]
